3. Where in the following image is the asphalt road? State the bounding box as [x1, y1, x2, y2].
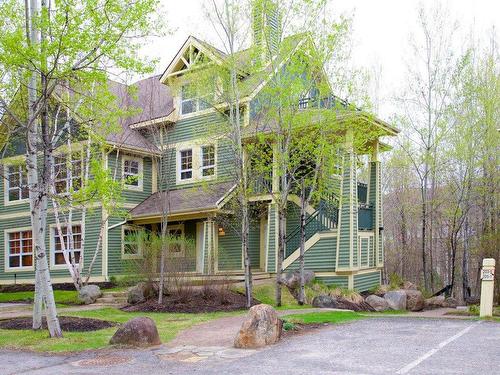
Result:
[2, 317, 499, 375]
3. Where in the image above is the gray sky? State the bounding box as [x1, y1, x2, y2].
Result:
[143, 0, 499, 117]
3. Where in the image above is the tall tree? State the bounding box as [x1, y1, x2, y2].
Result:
[0, 0, 163, 336]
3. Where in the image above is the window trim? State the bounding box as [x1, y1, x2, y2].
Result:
[122, 155, 144, 191]
[201, 145, 215, 178]
[178, 148, 194, 182]
[4, 164, 29, 206]
[53, 153, 84, 195]
[167, 224, 185, 258]
[176, 143, 217, 185]
[179, 84, 212, 116]
[4, 226, 34, 272]
[121, 225, 143, 259]
[49, 222, 83, 270]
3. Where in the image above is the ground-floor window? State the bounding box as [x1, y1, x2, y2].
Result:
[168, 224, 185, 257]
[122, 226, 142, 259]
[7, 230, 33, 269]
[52, 225, 82, 266]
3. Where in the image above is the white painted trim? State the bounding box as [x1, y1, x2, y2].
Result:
[3, 164, 29, 206]
[121, 225, 144, 260]
[49, 221, 83, 270]
[4, 226, 34, 272]
[176, 142, 218, 185]
[121, 155, 144, 191]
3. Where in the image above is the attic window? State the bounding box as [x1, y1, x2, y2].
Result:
[181, 84, 210, 115]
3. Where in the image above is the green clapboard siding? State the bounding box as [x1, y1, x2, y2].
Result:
[218, 224, 242, 271]
[0, 209, 103, 282]
[353, 271, 381, 292]
[267, 204, 277, 272]
[248, 221, 260, 269]
[317, 275, 349, 288]
[285, 236, 336, 272]
[360, 237, 369, 267]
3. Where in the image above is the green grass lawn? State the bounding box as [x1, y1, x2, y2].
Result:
[235, 283, 312, 310]
[0, 307, 242, 352]
[0, 290, 81, 305]
[282, 310, 364, 324]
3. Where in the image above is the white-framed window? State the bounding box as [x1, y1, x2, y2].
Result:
[5, 229, 33, 270]
[201, 145, 215, 177]
[54, 154, 82, 194]
[167, 224, 185, 257]
[5, 164, 29, 203]
[122, 156, 143, 190]
[180, 84, 210, 115]
[179, 149, 193, 180]
[51, 224, 82, 267]
[122, 226, 142, 259]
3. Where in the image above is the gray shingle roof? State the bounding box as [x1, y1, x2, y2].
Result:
[129, 182, 235, 218]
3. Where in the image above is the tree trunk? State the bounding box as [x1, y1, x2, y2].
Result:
[298, 178, 306, 305]
[241, 196, 253, 308]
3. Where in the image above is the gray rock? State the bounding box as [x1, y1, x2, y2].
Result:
[280, 270, 315, 301]
[384, 290, 407, 310]
[234, 304, 282, 349]
[444, 297, 459, 308]
[403, 281, 418, 290]
[312, 294, 337, 308]
[365, 295, 390, 311]
[425, 296, 446, 309]
[110, 317, 161, 347]
[78, 285, 102, 305]
[405, 290, 424, 311]
[127, 282, 154, 305]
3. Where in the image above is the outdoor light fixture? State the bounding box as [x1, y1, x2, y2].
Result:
[218, 227, 225, 236]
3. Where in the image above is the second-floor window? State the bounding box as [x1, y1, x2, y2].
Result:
[180, 149, 193, 180]
[201, 145, 215, 177]
[54, 154, 82, 194]
[181, 84, 210, 115]
[6, 165, 29, 202]
[52, 225, 82, 266]
[123, 156, 143, 189]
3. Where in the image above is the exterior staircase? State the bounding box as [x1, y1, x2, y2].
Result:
[95, 290, 128, 306]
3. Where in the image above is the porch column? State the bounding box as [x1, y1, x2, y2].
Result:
[266, 202, 279, 273]
[368, 141, 383, 268]
[336, 131, 359, 271]
[203, 219, 217, 274]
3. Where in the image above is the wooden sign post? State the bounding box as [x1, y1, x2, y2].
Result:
[479, 258, 495, 318]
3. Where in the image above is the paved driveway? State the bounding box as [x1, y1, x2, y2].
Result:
[2, 317, 499, 375]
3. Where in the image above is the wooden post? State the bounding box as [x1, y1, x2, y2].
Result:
[480, 258, 495, 317]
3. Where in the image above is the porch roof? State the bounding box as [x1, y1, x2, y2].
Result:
[128, 182, 236, 219]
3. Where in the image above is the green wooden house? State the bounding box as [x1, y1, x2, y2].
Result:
[0, 2, 398, 291]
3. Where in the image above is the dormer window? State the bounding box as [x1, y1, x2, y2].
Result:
[181, 84, 210, 115]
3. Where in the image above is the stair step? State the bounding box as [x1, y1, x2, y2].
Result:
[102, 291, 127, 297]
[96, 297, 127, 304]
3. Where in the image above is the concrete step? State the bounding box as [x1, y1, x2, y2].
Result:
[102, 291, 127, 298]
[96, 296, 127, 304]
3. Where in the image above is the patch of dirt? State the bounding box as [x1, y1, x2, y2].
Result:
[0, 316, 117, 332]
[122, 290, 260, 313]
[0, 282, 116, 293]
[281, 323, 329, 339]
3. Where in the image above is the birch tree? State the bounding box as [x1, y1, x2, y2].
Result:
[0, 0, 163, 336]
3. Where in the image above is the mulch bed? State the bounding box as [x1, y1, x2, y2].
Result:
[0, 316, 117, 332]
[122, 290, 260, 313]
[0, 282, 116, 293]
[281, 323, 328, 339]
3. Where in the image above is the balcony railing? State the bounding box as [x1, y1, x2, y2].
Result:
[298, 95, 361, 112]
[249, 171, 272, 195]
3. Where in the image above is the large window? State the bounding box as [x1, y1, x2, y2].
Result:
[180, 149, 193, 180]
[201, 145, 215, 177]
[6, 165, 29, 202]
[54, 154, 82, 194]
[123, 156, 143, 189]
[122, 226, 141, 258]
[181, 84, 210, 115]
[52, 225, 82, 266]
[7, 230, 33, 269]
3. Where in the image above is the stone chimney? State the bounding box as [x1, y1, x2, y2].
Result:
[252, 0, 281, 61]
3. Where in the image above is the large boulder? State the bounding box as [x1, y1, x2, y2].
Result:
[234, 304, 282, 349]
[109, 317, 161, 347]
[78, 285, 102, 305]
[365, 295, 390, 311]
[312, 294, 337, 308]
[384, 290, 407, 310]
[403, 281, 418, 290]
[444, 297, 459, 308]
[405, 290, 424, 311]
[280, 270, 315, 301]
[127, 282, 154, 305]
[424, 296, 446, 309]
